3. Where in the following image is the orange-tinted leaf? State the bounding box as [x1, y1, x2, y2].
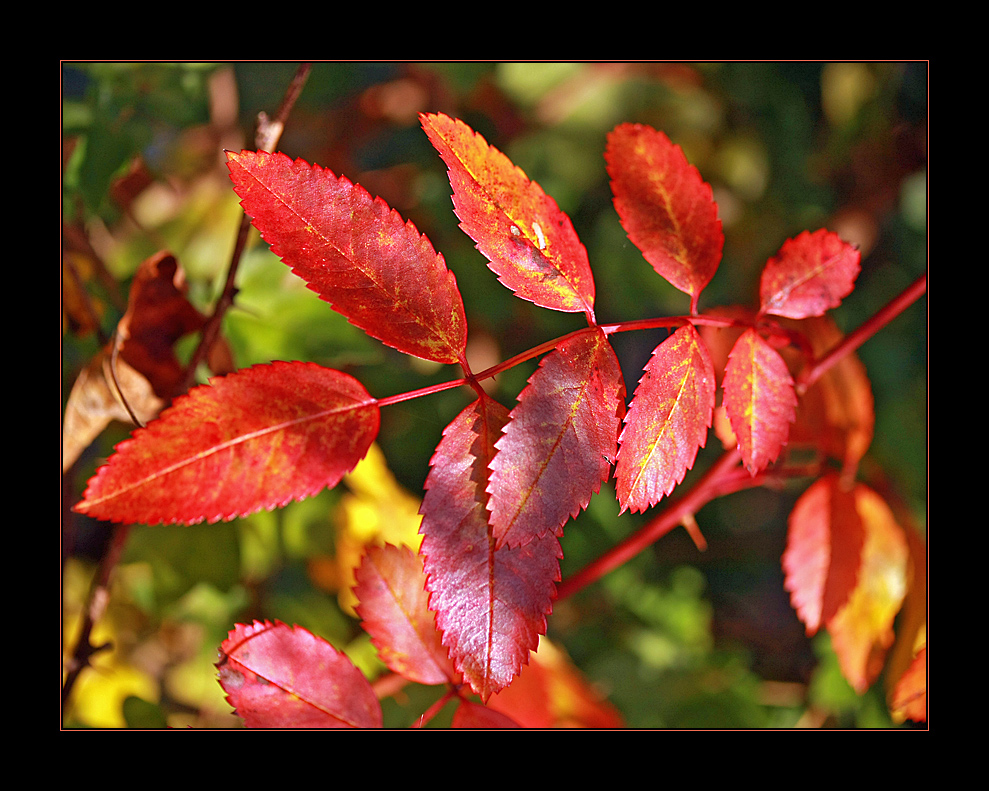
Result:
[616, 324, 715, 513]
[782, 476, 867, 636]
[218, 620, 382, 728]
[452, 700, 521, 728]
[723, 328, 797, 474]
[605, 123, 722, 313]
[788, 316, 874, 480]
[488, 329, 625, 549]
[826, 484, 909, 694]
[353, 544, 457, 686]
[759, 229, 861, 319]
[885, 526, 927, 711]
[419, 394, 562, 701]
[486, 637, 624, 728]
[890, 646, 926, 724]
[74, 361, 379, 525]
[226, 149, 467, 365]
[421, 113, 596, 320]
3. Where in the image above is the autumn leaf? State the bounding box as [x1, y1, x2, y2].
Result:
[112, 252, 210, 399]
[826, 485, 909, 694]
[62, 351, 164, 473]
[616, 323, 716, 513]
[353, 544, 458, 687]
[226, 149, 468, 365]
[218, 620, 382, 728]
[452, 700, 521, 728]
[421, 112, 596, 320]
[885, 525, 927, 716]
[787, 316, 875, 481]
[890, 646, 926, 724]
[318, 443, 425, 616]
[419, 394, 562, 701]
[605, 123, 723, 313]
[487, 328, 625, 549]
[723, 328, 798, 474]
[74, 361, 379, 525]
[782, 476, 867, 636]
[759, 229, 861, 319]
[62, 251, 218, 471]
[486, 637, 624, 728]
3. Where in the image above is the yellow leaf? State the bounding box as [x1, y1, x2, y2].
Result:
[827, 485, 909, 693]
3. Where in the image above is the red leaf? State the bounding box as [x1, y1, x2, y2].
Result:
[781, 476, 866, 636]
[487, 329, 626, 549]
[723, 328, 797, 474]
[419, 394, 562, 701]
[452, 700, 521, 728]
[421, 113, 596, 320]
[218, 620, 382, 728]
[759, 229, 861, 319]
[616, 324, 716, 513]
[353, 544, 458, 686]
[605, 123, 723, 313]
[226, 149, 468, 365]
[74, 361, 379, 525]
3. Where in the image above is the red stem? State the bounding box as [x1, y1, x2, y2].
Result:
[557, 448, 742, 601]
[799, 271, 927, 393]
[413, 688, 457, 728]
[556, 271, 926, 601]
[367, 273, 925, 602]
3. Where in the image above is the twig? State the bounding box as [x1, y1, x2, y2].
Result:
[61, 524, 132, 714]
[557, 448, 742, 601]
[180, 63, 312, 395]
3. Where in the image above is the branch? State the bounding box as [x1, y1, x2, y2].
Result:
[61, 524, 132, 714]
[557, 448, 742, 600]
[180, 63, 313, 395]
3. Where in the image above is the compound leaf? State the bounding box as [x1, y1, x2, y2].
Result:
[723, 328, 798, 474]
[421, 112, 596, 320]
[759, 229, 861, 319]
[218, 620, 382, 728]
[75, 361, 379, 525]
[487, 328, 625, 549]
[616, 323, 716, 513]
[419, 394, 561, 701]
[226, 149, 468, 365]
[606, 123, 722, 313]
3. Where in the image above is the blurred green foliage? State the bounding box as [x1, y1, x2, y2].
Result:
[63, 62, 926, 728]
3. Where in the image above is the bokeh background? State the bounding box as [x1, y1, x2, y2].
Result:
[62, 62, 927, 728]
